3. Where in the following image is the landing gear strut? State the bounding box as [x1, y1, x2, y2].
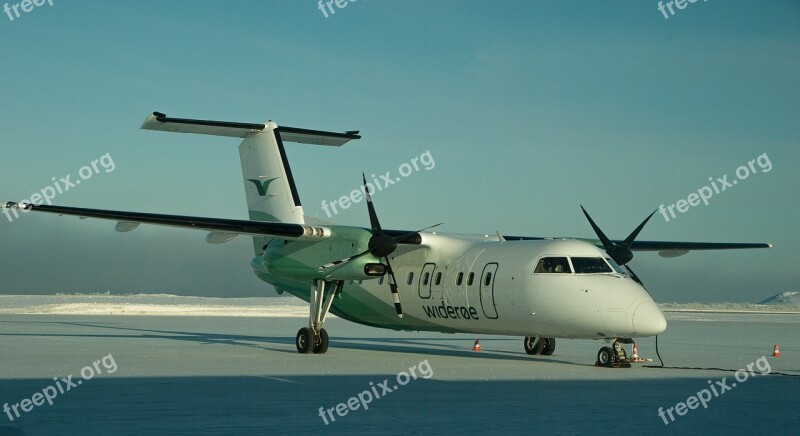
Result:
[524, 336, 556, 355]
[296, 279, 342, 354]
[596, 339, 633, 368]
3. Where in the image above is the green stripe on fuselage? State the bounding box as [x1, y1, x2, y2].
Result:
[254, 270, 447, 332]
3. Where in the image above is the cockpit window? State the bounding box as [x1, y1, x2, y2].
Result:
[571, 257, 613, 274]
[534, 257, 572, 273]
[605, 257, 627, 275]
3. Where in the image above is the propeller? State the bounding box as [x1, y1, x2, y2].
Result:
[580, 205, 656, 287]
[318, 174, 442, 318]
[361, 173, 405, 317]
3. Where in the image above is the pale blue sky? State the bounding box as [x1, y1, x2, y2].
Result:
[0, 0, 798, 302]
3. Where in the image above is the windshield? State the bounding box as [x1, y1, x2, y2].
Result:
[605, 257, 627, 275]
[534, 257, 572, 273]
[570, 257, 613, 274]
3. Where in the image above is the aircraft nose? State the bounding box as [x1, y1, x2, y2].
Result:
[632, 301, 667, 336]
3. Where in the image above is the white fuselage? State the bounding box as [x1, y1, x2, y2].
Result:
[257, 233, 667, 340]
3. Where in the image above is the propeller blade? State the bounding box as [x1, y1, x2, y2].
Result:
[362, 173, 383, 235]
[622, 209, 657, 248]
[580, 205, 614, 251]
[383, 257, 403, 318]
[580, 206, 656, 289]
[320, 176, 438, 275]
[581, 205, 634, 265]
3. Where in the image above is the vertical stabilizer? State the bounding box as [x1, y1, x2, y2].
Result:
[140, 112, 360, 254]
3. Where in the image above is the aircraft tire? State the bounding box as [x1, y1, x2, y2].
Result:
[314, 328, 329, 354]
[597, 346, 614, 367]
[541, 338, 556, 355]
[523, 336, 536, 354]
[523, 336, 545, 355]
[296, 327, 314, 354]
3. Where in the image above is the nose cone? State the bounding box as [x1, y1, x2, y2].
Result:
[632, 301, 667, 336]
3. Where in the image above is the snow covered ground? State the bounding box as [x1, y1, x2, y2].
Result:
[0, 294, 308, 317]
[0, 295, 797, 434]
[2, 293, 798, 316]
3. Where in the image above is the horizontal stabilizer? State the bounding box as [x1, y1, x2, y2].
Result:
[140, 112, 361, 146]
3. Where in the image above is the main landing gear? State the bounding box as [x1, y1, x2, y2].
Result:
[596, 339, 633, 368]
[296, 279, 342, 354]
[524, 336, 556, 355]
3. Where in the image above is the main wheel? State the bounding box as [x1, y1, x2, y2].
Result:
[524, 336, 545, 355]
[313, 328, 329, 354]
[541, 338, 556, 355]
[296, 327, 314, 354]
[597, 346, 614, 367]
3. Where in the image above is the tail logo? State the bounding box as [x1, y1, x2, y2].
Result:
[247, 177, 278, 197]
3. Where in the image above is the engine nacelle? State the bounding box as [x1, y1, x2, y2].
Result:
[259, 226, 385, 280]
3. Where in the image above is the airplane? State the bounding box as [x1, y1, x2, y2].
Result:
[2, 112, 773, 367]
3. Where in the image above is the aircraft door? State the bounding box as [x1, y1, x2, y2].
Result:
[418, 263, 436, 299]
[431, 266, 444, 300]
[480, 263, 499, 319]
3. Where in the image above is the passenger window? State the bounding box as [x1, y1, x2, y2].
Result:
[484, 272, 493, 286]
[534, 257, 572, 274]
[456, 272, 463, 286]
[406, 272, 414, 285]
[467, 272, 474, 286]
[434, 272, 442, 286]
[422, 272, 430, 286]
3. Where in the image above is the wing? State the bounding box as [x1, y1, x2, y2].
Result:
[502, 235, 772, 257]
[1, 202, 330, 242]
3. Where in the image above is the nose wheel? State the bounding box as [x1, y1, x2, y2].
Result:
[596, 340, 632, 368]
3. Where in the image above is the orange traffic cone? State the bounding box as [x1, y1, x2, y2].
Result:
[472, 339, 481, 352]
[772, 344, 780, 357]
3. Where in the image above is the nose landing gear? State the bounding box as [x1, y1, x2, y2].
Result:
[596, 339, 633, 368]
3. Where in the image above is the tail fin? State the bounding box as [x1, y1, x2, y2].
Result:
[239, 130, 304, 225]
[141, 112, 360, 252]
